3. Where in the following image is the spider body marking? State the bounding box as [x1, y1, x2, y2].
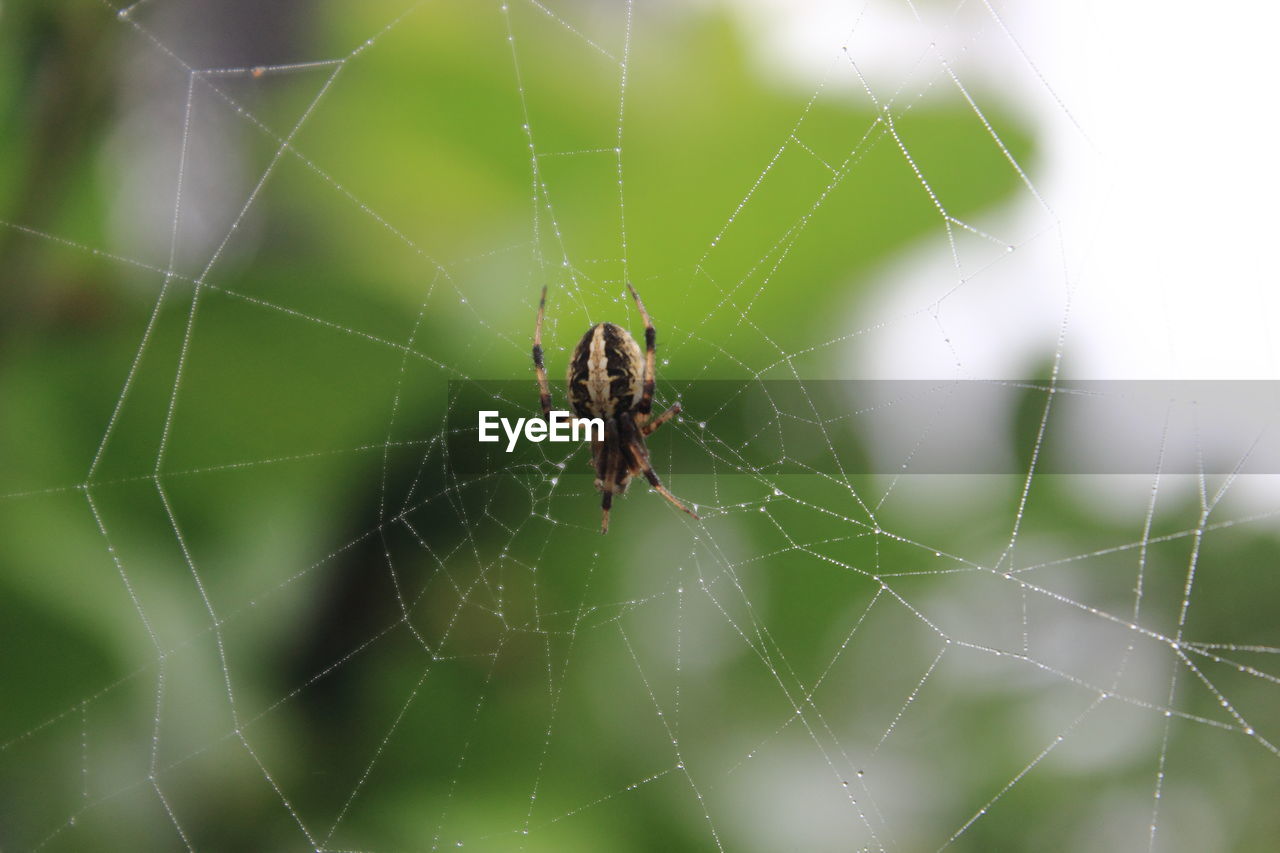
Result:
[568, 322, 643, 420]
[533, 284, 698, 533]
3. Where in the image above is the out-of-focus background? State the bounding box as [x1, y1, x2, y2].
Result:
[2, 1, 1278, 850]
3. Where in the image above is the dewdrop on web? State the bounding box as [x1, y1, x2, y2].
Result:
[477, 409, 602, 453]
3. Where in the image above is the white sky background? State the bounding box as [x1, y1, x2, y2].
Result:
[717, 0, 1280, 516]
[726, 0, 1280, 381]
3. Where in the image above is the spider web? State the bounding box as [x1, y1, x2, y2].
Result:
[2, 1, 1278, 851]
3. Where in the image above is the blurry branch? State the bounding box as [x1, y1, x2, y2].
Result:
[0, 6, 116, 342]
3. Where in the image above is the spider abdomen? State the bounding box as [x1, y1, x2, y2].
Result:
[566, 322, 643, 419]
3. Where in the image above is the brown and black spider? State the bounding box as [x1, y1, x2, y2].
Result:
[533, 284, 699, 534]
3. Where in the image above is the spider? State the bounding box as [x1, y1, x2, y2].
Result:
[533, 283, 699, 534]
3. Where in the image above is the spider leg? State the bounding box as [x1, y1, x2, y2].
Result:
[532, 285, 552, 420]
[626, 282, 656, 418]
[597, 420, 621, 534]
[640, 465, 699, 520]
[641, 402, 681, 437]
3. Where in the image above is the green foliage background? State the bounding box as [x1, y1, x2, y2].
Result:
[2, 2, 1277, 851]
